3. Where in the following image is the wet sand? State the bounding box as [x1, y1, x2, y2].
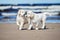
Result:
[0, 23, 60, 40]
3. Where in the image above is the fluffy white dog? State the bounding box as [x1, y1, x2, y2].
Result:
[26, 11, 51, 30]
[16, 9, 28, 30]
[16, 9, 52, 30]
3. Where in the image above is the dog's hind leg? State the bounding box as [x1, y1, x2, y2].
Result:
[41, 16, 46, 29]
[28, 23, 33, 30]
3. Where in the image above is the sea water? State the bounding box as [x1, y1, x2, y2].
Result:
[0, 12, 60, 23]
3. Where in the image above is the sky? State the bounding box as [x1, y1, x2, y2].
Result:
[0, 0, 60, 4]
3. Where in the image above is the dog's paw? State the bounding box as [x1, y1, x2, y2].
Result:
[35, 28, 39, 30]
[28, 28, 31, 30]
[41, 27, 47, 30]
[18, 28, 22, 30]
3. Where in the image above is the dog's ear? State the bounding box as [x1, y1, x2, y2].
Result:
[17, 10, 21, 16]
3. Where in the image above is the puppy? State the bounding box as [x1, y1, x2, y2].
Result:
[26, 11, 51, 30]
[16, 9, 27, 30]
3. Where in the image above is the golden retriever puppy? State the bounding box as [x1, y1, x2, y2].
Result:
[26, 11, 51, 30]
[16, 9, 28, 30]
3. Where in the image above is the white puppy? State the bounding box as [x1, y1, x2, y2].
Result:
[16, 9, 28, 30]
[26, 11, 51, 30]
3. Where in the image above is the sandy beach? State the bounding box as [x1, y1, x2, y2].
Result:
[0, 23, 60, 40]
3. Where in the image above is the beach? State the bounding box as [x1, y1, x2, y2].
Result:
[0, 23, 60, 40]
[0, 2, 60, 40]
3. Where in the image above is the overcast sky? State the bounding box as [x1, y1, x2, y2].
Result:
[0, 0, 60, 4]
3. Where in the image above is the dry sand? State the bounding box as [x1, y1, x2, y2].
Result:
[0, 23, 60, 40]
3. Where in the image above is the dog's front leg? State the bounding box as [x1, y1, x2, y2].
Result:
[27, 18, 33, 30]
[19, 22, 24, 30]
[28, 22, 33, 30]
[27, 18, 31, 25]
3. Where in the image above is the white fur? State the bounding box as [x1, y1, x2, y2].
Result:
[26, 11, 51, 30]
[16, 9, 28, 30]
[16, 9, 53, 30]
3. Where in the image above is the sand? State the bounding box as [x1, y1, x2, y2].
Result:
[0, 23, 60, 40]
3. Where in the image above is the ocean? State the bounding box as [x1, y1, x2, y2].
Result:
[0, 4, 60, 23]
[0, 12, 60, 23]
